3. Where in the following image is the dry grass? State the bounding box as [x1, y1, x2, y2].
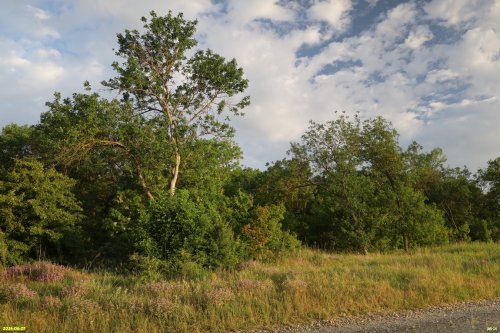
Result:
[0, 243, 499, 332]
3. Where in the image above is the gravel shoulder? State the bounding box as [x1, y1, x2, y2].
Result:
[245, 299, 500, 333]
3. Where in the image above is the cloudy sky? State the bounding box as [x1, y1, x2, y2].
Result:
[1, 0, 499, 171]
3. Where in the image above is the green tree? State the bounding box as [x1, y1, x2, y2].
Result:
[103, 11, 250, 195]
[289, 114, 448, 252]
[224, 167, 262, 198]
[0, 124, 35, 172]
[476, 157, 500, 241]
[38, 92, 165, 201]
[0, 158, 82, 264]
[36, 91, 248, 264]
[429, 168, 479, 241]
[361, 117, 447, 250]
[254, 158, 315, 237]
[240, 203, 300, 261]
[403, 144, 490, 242]
[35, 92, 165, 262]
[290, 114, 379, 252]
[404, 142, 446, 196]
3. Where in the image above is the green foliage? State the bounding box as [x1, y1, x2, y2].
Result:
[290, 113, 448, 252]
[394, 185, 449, 247]
[0, 124, 35, 172]
[308, 171, 377, 252]
[0, 158, 83, 264]
[38, 92, 166, 199]
[137, 190, 240, 269]
[103, 10, 250, 194]
[404, 142, 446, 195]
[427, 168, 478, 241]
[0, 9, 495, 274]
[179, 139, 242, 196]
[240, 204, 301, 261]
[476, 157, 500, 241]
[128, 253, 166, 280]
[254, 159, 314, 236]
[36, 92, 159, 262]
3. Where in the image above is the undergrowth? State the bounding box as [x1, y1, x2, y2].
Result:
[0, 243, 498, 333]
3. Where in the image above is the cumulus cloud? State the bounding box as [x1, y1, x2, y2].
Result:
[308, 0, 352, 32]
[0, 0, 499, 170]
[424, 0, 483, 27]
[416, 100, 500, 170]
[405, 25, 433, 49]
[425, 69, 458, 84]
[199, 19, 318, 156]
[225, 0, 294, 26]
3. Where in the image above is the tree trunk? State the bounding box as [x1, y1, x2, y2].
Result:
[403, 233, 409, 252]
[170, 150, 181, 195]
[137, 169, 154, 200]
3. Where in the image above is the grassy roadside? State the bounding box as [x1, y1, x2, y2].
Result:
[1, 243, 499, 333]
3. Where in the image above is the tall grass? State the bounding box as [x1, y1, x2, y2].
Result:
[1, 243, 499, 333]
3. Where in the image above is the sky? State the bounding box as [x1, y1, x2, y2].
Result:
[0, 0, 499, 171]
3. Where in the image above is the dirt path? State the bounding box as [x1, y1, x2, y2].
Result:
[247, 299, 500, 333]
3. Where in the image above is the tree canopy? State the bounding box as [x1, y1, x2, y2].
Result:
[103, 11, 250, 196]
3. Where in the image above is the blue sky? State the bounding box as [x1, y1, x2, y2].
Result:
[0, 0, 499, 170]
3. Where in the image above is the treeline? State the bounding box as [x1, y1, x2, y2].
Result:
[0, 11, 498, 273]
[246, 115, 499, 252]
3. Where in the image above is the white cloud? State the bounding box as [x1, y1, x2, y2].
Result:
[0, 49, 64, 90]
[200, 21, 314, 144]
[0, 0, 499, 171]
[435, 10, 500, 100]
[405, 25, 433, 49]
[74, 0, 215, 22]
[27, 5, 51, 21]
[35, 48, 61, 59]
[424, 0, 483, 26]
[31, 63, 65, 83]
[1, 54, 31, 68]
[226, 0, 294, 26]
[425, 69, 458, 84]
[416, 100, 500, 170]
[151, 0, 500, 168]
[308, 0, 352, 32]
[375, 2, 417, 42]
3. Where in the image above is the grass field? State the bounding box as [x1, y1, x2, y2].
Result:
[1, 243, 499, 333]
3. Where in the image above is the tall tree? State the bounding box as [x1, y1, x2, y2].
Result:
[103, 11, 250, 195]
[289, 114, 447, 252]
[290, 114, 378, 252]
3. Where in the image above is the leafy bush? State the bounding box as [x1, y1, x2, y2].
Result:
[128, 253, 165, 280]
[241, 204, 301, 261]
[0, 158, 83, 265]
[136, 190, 240, 269]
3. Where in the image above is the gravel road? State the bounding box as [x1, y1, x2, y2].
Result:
[245, 299, 500, 333]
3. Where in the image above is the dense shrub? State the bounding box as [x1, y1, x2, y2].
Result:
[0, 158, 83, 265]
[241, 204, 300, 260]
[136, 190, 240, 270]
